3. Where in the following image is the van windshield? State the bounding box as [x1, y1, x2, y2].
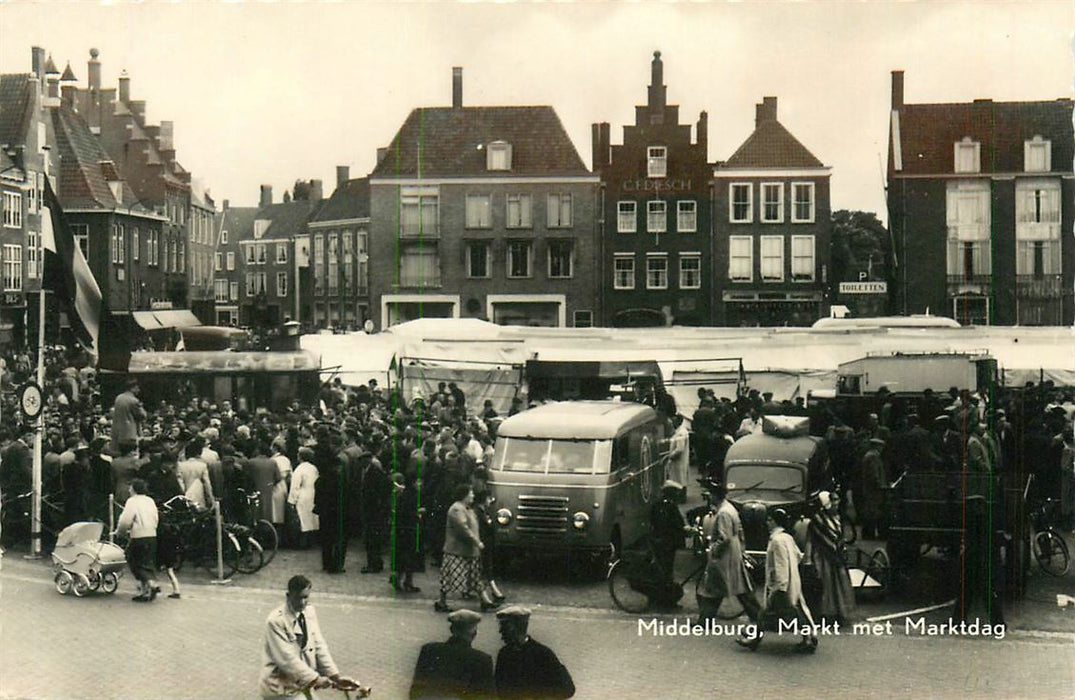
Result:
[496, 438, 599, 475]
[725, 465, 804, 494]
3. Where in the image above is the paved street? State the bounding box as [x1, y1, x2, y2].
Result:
[2, 552, 1073, 700]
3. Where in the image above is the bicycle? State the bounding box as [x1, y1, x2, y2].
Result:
[1029, 497, 1070, 577]
[1, 488, 67, 551]
[230, 489, 278, 568]
[608, 520, 708, 614]
[161, 496, 242, 578]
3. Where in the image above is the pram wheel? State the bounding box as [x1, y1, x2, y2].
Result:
[101, 572, 119, 594]
[88, 573, 101, 591]
[71, 573, 91, 597]
[55, 571, 74, 595]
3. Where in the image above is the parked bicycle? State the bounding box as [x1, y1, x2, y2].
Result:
[608, 519, 708, 614]
[229, 489, 278, 568]
[160, 496, 242, 578]
[1029, 497, 1070, 577]
[1, 489, 66, 551]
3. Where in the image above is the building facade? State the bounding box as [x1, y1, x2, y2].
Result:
[593, 51, 712, 327]
[887, 71, 1074, 326]
[307, 170, 370, 328]
[368, 68, 599, 329]
[712, 97, 832, 326]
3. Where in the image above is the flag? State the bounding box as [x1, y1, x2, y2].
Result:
[41, 178, 103, 354]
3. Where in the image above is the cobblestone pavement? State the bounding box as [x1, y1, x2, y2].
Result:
[2, 552, 1074, 700]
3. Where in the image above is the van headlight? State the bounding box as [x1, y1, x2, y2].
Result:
[496, 508, 513, 526]
[572, 512, 590, 530]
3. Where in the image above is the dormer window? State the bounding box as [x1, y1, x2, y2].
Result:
[647, 146, 667, 178]
[954, 137, 980, 174]
[253, 220, 269, 239]
[1024, 136, 1051, 172]
[487, 141, 512, 171]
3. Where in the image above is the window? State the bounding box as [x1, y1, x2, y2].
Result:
[344, 264, 353, 292]
[245, 245, 256, 265]
[221, 229, 228, 244]
[487, 141, 512, 171]
[1016, 179, 1061, 277]
[149, 230, 159, 266]
[229, 281, 238, 301]
[547, 194, 572, 228]
[466, 241, 490, 278]
[341, 232, 352, 260]
[506, 194, 531, 228]
[111, 224, 125, 264]
[617, 201, 637, 233]
[647, 201, 667, 233]
[27, 231, 39, 279]
[465, 194, 492, 229]
[730, 183, 752, 223]
[548, 240, 574, 279]
[226, 252, 235, 271]
[277, 243, 289, 265]
[2, 192, 22, 228]
[397, 244, 440, 287]
[729, 236, 753, 281]
[573, 310, 593, 328]
[277, 272, 288, 297]
[328, 264, 338, 294]
[327, 235, 338, 264]
[131, 228, 139, 262]
[245, 272, 267, 296]
[27, 177, 37, 214]
[792, 183, 815, 223]
[214, 279, 229, 302]
[71, 224, 90, 263]
[613, 255, 635, 290]
[179, 239, 185, 273]
[954, 138, 980, 174]
[646, 255, 668, 290]
[761, 183, 784, 223]
[760, 236, 784, 281]
[647, 146, 667, 178]
[677, 200, 697, 232]
[1025, 137, 1051, 172]
[507, 241, 532, 278]
[313, 235, 324, 264]
[215, 252, 223, 271]
[253, 220, 269, 239]
[946, 181, 991, 278]
[679, 254, 701, 289]
[400, 189, 439, 237]
[3, 245, 21, 291]
[791, 235, 815, 281]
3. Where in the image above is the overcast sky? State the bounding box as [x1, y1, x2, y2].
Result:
[2, 2, 1072, 220]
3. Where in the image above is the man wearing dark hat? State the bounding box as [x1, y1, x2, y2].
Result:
[495, 606, 574, 699]
[409, 608, 494, 699]
[854, 437, 888, 539]
[648, 480, 688, 607]
[112, 379, 147, 453]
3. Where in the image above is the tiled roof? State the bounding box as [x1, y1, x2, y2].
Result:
[0, 74, 32, 149]
[721, 120, 824, 170]
[60, 63, 76, 82]
[221, 206, 259, 244]
[255, 200, 321, 240]
[371, 106, 589, 177]
[895, 99, 1074, 175]
[312, 178, 369, 222]
[0, 149, 21, 178]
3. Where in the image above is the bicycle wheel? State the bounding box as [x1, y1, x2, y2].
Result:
[252, 519, 279, 567]
[1034, 530, 1070, 577]
[236, 536, 265, 574]
[201, 531, 241, 579]
[608, 560, 651, 614]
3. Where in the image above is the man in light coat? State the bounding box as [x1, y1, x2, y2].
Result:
[260, 575, 366, 699]
[697, 481, 759, 625]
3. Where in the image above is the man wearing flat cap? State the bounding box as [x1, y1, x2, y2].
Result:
[409, 608, 494, 699]
[495, 606, 575, 699]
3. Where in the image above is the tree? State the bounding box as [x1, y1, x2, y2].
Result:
[830, 210, 890, 284]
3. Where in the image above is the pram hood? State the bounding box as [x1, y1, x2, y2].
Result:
[55, 522, 105, 548]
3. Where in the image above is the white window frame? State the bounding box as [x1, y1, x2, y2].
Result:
[790, 235, 815, 282]
[760, 235, 785, 282]
[791, 182, 816, 223]
[226, 252, 235, 270]
[647, 146, 667, 178]
[730, 183, 753, 223]
[761, 183, 784, 223]
[647, 200, 667, 233]
[220, 229, 228, 244]
[487, 141, 512, 171]
[573, 310, 594, 328]
[229, 281, 239, 301]
[466, 241, 490, 279]
[1024, 136, 1052, 173]
[676, 200, 697, 233]
[506, 240, 532, 279]
[277, 272, 288, 297]
[1015, 179, 1061, 276]
[729, 235, 753, 282]
[277, 243, 289, 265]
[954, 138, 981, 174]
[26, 231, 39, 279]
[547, 240, 574, 279]
[253, 220, 269, 239]
[617, 201, 637, 233]
[506, 194, 531, 229]
[214, 279, 229, 303]
[547, 194, 572, 228]
[465, 194, 492, 229]
[215, 252, 223, 271]
[131, 227, 139, 262]
[3, 244, 22, 291]
[679, 254, 701, 290]
[313, 234, 324, 264]
[71, 224, 90, 264]
[400, 188, 440, 238]
[646, 254, 668, 290]
[613, 254, 635, 290]
[2, 192, 22, 228]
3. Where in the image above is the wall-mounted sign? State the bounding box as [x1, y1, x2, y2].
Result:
[1, 292, 24, 307]
[839, 281, 888, 294]
[622, 178, 694, 193]
[151, 300, 175, 310]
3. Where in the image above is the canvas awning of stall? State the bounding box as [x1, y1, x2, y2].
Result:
[524, 359, 663, 382]
[122, 350, 320, 374]
[132, 309, 202, 330]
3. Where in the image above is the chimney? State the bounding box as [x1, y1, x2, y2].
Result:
[62, 83, 77, 108]
[648, 51, 667, 115]
[260, 185, 272, 208]
[46, 54, 60, 101]
[88, 48, 101, 91]
[336, 165, 350, 188]
[755, 96, 777, 127]
[891, 70, 904, 110]
[310, 179, 323, 201]
[119, 70, 130, 102]
[159, 121, 174, 151]
[697, 111, 708, 150]
[376, 147, 388, 165]
[223, 199, 230, 211]
[31, 47, 46, 85]
[452, 67, 463, 109]
[591, 124, 601, 172]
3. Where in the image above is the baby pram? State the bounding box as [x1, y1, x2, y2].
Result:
[51, 522, 126, 597]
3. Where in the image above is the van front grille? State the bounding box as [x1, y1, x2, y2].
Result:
[515, 495, 569, 535]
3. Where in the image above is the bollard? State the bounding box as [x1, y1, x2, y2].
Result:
[211, 501, 231, 585]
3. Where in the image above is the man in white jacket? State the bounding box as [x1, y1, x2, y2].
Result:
[115, 478, 159, 602]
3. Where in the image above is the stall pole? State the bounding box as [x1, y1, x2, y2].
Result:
[211, 500, 231, 585]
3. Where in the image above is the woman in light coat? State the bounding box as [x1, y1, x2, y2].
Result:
[288, 447, 319, 548]
[270, 442, 293, 528]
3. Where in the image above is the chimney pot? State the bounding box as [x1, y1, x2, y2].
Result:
[376, 147, 388, 165]
[891, 70, 904, 110]
[260, 185, 272, 208]
[119, 70, 130, 102]
[452, 67, 463, 109]
[697, 111, 708, 149]
[223, 199, 230, 211]
[336, 165, 350, 188]
[31, 47, 46, 85]
[88, 48, 101, 92]
[311, 179, 323, 201]
[755, 97, 778, 127]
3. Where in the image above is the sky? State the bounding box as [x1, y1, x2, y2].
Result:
[1, 1, 1072, 221]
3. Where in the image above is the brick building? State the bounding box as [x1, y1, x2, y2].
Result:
[368, 68, 599, 329]
[593, 51, 712, 327]
[887, 71, 1074, 325]
[712, 97, 832, 326]
[307, 169, 370, 328]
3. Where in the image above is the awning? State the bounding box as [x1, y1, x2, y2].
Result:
[132, 309, 202, 330]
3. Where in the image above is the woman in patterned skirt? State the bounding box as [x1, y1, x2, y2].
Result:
[434, 484, 499, 613]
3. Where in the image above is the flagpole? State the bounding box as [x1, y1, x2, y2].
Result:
[29, 287, 45, 558]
